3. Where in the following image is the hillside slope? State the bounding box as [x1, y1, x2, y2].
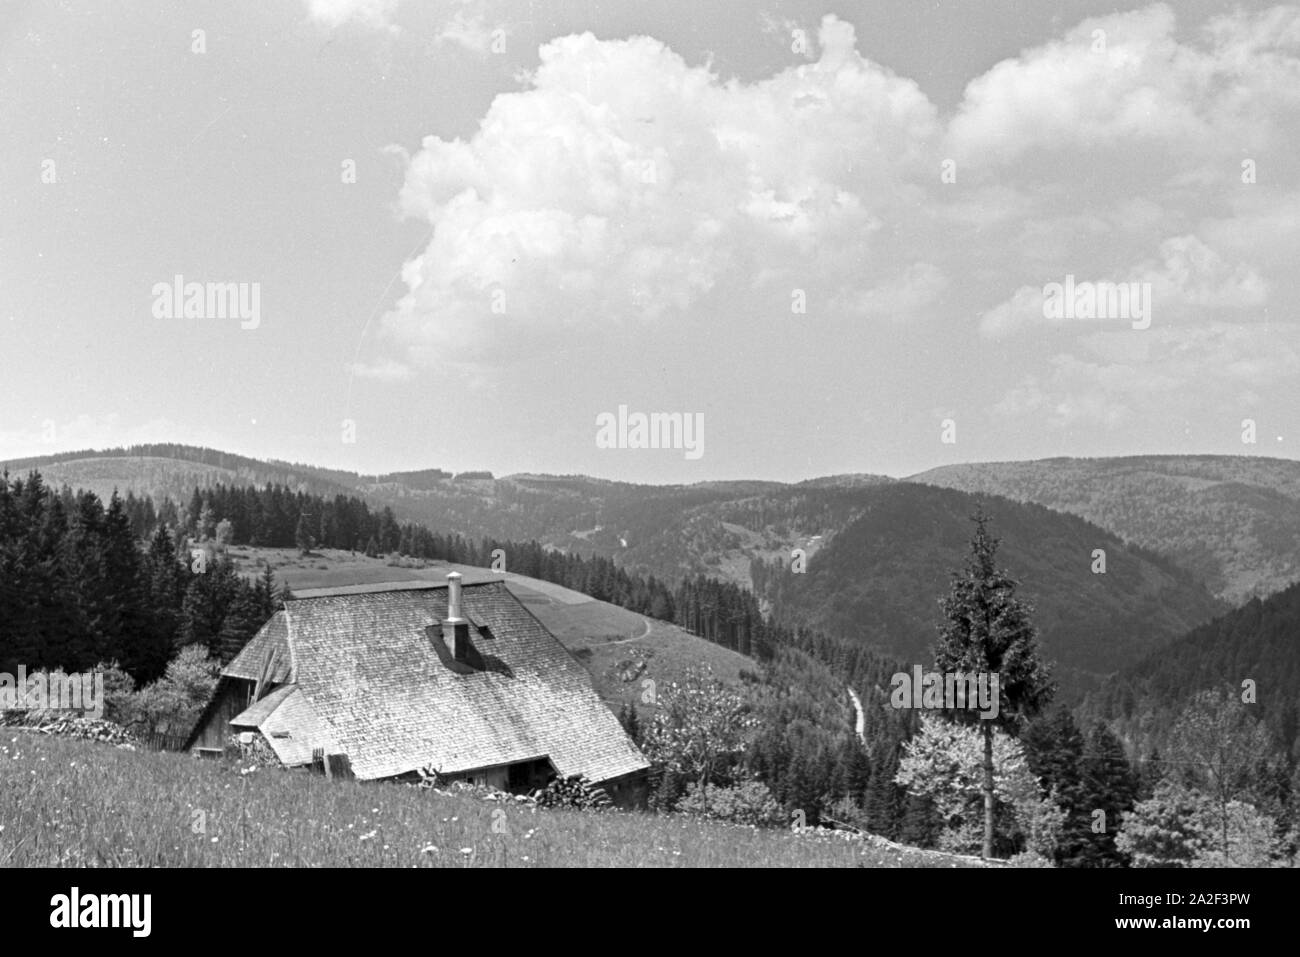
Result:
[911, 455, 1300, 603]
[1081, 579, 1300, 758]
[765, 483, 1227, 697]
[0, 734, 991, 868]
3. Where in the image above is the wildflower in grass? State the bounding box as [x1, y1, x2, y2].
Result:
[360, 830, 377, 841]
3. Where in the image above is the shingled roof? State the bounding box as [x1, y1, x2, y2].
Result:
[223, 581, 649, 783]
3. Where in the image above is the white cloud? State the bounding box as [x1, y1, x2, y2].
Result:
[992, 322, 1300, 429]
[947, 3, 1300, 167]
[348, 358, 414, 381]
[845, 262, 948, 320]
[979, 233, 1267, 338]
[304, 0, 401, 31]
[434, 10, 498, 55]
[350, 0, 1300, 462]
[380, 14, 941, 365]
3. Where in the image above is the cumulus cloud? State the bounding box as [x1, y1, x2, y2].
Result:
[353, 0, 1300, 454]
[947, 3, 1300, 165]
[379, 14, 941, 364]
[992, 321, 1300, 429]
[434, 9, 499, 55]
[979, 234, 1267, 338]
[304, 0, 401, 31]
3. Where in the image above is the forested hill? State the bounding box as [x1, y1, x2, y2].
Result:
[911, 455, 1300, 603]
[0, 445, 362, 503]
[755, 483, 1227, 698]
[1, 445, 894, 584]
[1080, 579, 1300, 760]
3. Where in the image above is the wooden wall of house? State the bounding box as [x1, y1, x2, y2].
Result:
[457, 765, 510, 790]
[602, 770, 649, 809]
[189, 678, 254, 754]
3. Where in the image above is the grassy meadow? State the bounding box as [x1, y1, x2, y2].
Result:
[0, 733, 988, 868]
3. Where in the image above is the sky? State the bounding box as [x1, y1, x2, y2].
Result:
[1, 0, 1297, 483]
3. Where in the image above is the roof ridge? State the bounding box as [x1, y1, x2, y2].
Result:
[288, 579, 506, 601]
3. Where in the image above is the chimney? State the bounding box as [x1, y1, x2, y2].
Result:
[447, 571, 463, 622]
[442, 572, 470, 661]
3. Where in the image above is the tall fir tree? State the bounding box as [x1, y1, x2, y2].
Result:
[933, 507, 1055, 858]
[100, 492, 146, 669]
[1022, 707, 1090, 865]
[1079, 721, 1138, 867]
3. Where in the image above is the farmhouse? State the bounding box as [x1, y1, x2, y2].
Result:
[186, 573, 650, 800]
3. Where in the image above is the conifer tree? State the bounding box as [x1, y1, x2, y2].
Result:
[1022, 707, 1089, 865]
[295, 513, 315, 555]
[1079, 721, 1138, 867]
[140, 523, 184, 682]
[59, 491, 110, 669]
[933, 507, 1054, 858]
[257, 563, 278, 618]
[102, 493, 146, 666]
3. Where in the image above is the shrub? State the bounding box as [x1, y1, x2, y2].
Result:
[678, 780, 783, 827]
[93, 660, 138, 725]
[128, 645, 221, 735]
[1009, 850, 1055, 867]
[1116, 781, 1214, 867]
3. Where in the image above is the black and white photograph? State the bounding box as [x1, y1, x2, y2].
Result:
[1, 0, 1296, 931]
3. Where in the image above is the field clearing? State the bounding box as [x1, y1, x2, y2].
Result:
[226, 547, 505, 591]
[0, 734, 985, 868]
[502, 581, 756, 712]
[498, 575, 594, 605]
[510, 591, 650, 642]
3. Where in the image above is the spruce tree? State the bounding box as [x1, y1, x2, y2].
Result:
[866, 741, 901, 838]
[899, 791, 941, 848]
[1022, 707, 1089, 865]
[140, 524, 184, 682]
[102, 493, 146, 668]
[257, 563, 278, 617]
[933, 507, 1054, 858]
[1080, 721, 1138, 867]
[295, 513, 315, 556]
[59, 491, 110, 669]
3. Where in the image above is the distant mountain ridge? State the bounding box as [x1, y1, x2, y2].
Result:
[911, 455, 1300, 603]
